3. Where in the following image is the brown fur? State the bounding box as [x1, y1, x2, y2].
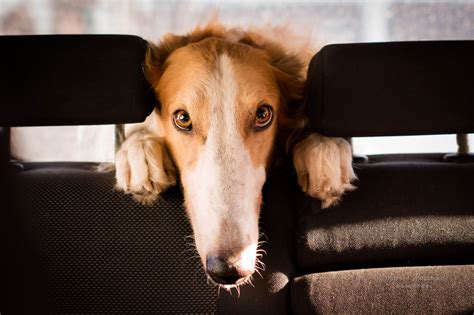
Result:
[144, 23, 307, 147]
[115, 22, 356, 288]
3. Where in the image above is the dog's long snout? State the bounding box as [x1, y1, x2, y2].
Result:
[206, 256, 253, 285]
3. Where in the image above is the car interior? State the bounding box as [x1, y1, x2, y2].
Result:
[1, 35, 473, 313]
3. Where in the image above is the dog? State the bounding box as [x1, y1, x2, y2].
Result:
[114, 22, 356, 290]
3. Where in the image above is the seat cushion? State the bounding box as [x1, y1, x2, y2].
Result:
[296, 154, 474, 272]
[11, 163, 217, 313]
[292, 265, 474, 314]
[9, 162, 299, 314]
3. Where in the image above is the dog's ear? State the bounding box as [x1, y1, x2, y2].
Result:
[237, 33, 307, 126]
[272, 54, 306, 116]
[144, 35, 188, 93]
[272, 54, 309, 155]
[144, 23, 229, 94]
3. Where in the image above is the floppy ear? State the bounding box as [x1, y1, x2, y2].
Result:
[143, 35, 189, 98]
[272, 61, 306, 127]
[144, 23, 229, 95]
[264, 45, 308, 151]
[237, 34, 307, 108]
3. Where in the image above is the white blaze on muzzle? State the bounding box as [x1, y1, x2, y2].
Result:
[183, 54, 266, 268]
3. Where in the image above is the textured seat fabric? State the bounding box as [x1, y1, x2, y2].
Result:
[11, 163, 217, 313]
[7, 163, 299, 314]
[0, 35, 155, 126]
[296, 154, 474, 272]
[306, 41, 474, 137]
[291, 265, 474, 314]
[218, 166, 298, 315]
[3, 38, 474, 313]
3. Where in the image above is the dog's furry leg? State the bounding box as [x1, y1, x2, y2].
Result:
[115, 128, 176, 205]
[293, 133, 356, 208]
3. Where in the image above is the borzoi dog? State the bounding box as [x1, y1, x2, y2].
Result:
[115, 23, 356, 290]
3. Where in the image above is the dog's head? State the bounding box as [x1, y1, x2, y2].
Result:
[145, 24, 306, 287]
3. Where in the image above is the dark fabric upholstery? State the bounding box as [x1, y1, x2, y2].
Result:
[4, 36, 474, 313]
[5, 162, 301, 314]
[306, 41, 474, 137]
[9, 163, 217, 313]
[291, 265, 474, 314]
[218, 166, 298, 314]
[0, 35, 155, 126]
[296, 154, 474, 272]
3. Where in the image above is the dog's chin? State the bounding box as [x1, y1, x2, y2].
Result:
[207, 273, 253, 287]
[208, 273, 255, 297]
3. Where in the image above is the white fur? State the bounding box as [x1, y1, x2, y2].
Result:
[114, 123, 176, 205]
[293, 133, 356, 208]
[114, 44, 357, 285]
[184, 54, 264, 267]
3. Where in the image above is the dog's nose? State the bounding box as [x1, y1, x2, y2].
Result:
[206, 256, 250, 285]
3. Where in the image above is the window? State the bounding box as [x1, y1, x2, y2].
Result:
[2, 0, 473, 161]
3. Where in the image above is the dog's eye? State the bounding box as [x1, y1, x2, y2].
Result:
[173, 110, 192, 131]
[255, 105, 273, 129]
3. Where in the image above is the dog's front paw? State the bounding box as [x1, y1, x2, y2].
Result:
[293, 133, 356, 208]
[115, 130, 176, 205]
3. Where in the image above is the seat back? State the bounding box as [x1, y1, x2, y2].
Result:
[1, 35, 218, 313]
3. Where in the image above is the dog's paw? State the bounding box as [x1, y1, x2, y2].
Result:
[293, 133, 356, 208]
[115, 130, 176, 205]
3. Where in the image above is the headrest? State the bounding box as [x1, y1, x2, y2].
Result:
[0, 35, 155, 126]
[306, 41, 474, 137]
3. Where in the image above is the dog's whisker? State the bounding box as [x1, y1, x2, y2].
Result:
[183, 251, 199, 257]
[255, 263, 266, 271]
[193, 259, 205, 278]
[255, 266, 265, 273]
[258, 232, 269, 242]
[255, 257, 266, 266]
[113, 22, 335, 296]
[184, 243, 196, 248]
[182, 248, 199, 254]
[246, 276, 255, 287]
[182, 248, 197, 254]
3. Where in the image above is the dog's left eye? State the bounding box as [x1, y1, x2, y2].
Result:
[255, 105, 273, 129]
[173, 110, 193, 131]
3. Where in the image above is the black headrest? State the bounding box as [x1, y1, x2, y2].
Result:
[306, 41, 474, 137]
[0, 35, 155, 126]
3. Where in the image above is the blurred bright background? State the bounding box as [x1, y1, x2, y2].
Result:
[2, 0, 473, 161]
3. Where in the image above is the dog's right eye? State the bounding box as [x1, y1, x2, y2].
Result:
[254, 105, 273, 130]
[173, 110, 193, 131]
